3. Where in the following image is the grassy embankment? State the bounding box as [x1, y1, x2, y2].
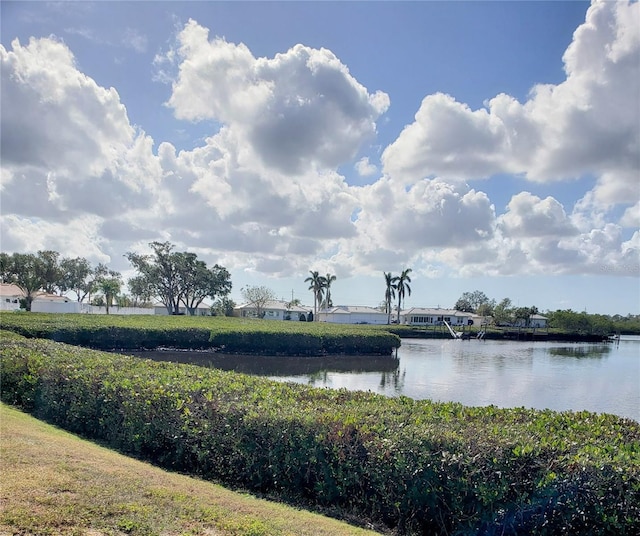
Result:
[0, 312, 400, 355]
[0, 402, 382, 536]
[2, 329, 639, 535]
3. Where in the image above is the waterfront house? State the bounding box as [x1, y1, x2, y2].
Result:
[401, 308, 474, 327]
[513, 314, 548, 328]
[317, 305, 388, 325]
[233, 300, 310, 321]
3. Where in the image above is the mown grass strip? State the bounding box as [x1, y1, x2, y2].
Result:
[0, 402, 383, 536]
[2, 332, 639, 535]
[0, 312, 400, 355]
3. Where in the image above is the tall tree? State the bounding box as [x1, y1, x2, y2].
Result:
[96, 276, 121, 315]
[322, 273, 336, 311]
[127, 275, 154, 307]
[241, 285, 275, 318]
[395, 268, 412, 323]
[212, 297, 236, 317]
[384, 271, 396, 324]
[304, 270, 324, 320]
[493, 298, 513, 326]
[127, 242, 232, 315]
[58, 257, 94, 302]
[36, 250, 62, 294]
[180, 257, 232, 316]
[0, 252, 11, 282]
[1, 252, 48, 311]
[454, 290, 492, 313]
[126, 242, 182, 314]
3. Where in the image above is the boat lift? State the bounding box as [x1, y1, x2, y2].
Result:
[443, 320, 463, 339]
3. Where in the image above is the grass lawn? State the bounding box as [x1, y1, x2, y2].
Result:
[0, 403, 383, 536]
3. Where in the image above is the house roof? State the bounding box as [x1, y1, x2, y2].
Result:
[0, 284, 68, 302]
[402, 307, 473, 317]
[33, 292, 70, 302]
[0, 283, 24, 297]
[235, 300, 310, 313]
[322, 305, 386, 315]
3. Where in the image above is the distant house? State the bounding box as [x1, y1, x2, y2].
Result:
[513, 314, 548, 328]
[317, 305, 388, 325]
[233, 300, 310, 321]
[0, 283, 23, 311]
[401, 308, 473, 327]
[0, 283, 79, 313]
[31, 292, 79, 313]
[469, 314, 492, 327]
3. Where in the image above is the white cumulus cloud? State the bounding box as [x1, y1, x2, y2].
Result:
[162, 20, 390, 174]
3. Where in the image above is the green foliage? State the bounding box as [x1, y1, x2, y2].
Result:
[547, 309, 616, 336]
[0, 312, 400, 355]
[2, 332, 638, 535]
[454, 290, 494, 314]
[126, 241, 232, 316]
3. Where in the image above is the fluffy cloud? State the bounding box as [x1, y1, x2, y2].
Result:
[163, 20, 389, 174]
[381, 0, 639, 202]
[0, 213, 111, 265]
[0, 36, 163, 224]
[1, 7, 637, 288]
[355, 157, 378, 177]
[338, 179, 496, 274]
[499, 192, 578, 238]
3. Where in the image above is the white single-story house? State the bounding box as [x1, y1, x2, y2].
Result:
[0, 283, 24, 311]
[317, 305, 389, 325]
[513, 314, 548, 328]
[1, 283, 80, 313]
[469, 314, 493, 327]
[233, 300, 311, 321]
[32, 293, 79, 313]
[401, 308, 474, 327]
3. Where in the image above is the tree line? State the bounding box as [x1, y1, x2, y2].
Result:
[453, 289, 640, 335]
[453, 290, 539, 327]
[1, 250, 122, 312]
[0, 242, 233, 315]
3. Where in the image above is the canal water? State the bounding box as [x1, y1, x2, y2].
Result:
[141, 336, 640, 422]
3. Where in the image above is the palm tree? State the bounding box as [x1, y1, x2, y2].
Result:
[97, 277, 121, 315]
[304, 270, 324, 321]
[322, 273, 336, 312]
[395, 268, 412, 324]
[384, 272, 396, 324]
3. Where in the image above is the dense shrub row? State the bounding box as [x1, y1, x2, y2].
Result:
[0, 312, 400, 355]
[2, 332, 639, 535]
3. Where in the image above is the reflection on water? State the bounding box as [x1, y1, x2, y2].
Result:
[379, 368, 407, 394]
[129, 337, 640, 422]
[133, 350, 399, 376]
[548, 345, 611, 358]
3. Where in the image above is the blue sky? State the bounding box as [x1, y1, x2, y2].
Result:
[1, 1, 639, 315]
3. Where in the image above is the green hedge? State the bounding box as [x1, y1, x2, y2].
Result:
[0, 312, 400, 355]
[2, 333, 639, 535]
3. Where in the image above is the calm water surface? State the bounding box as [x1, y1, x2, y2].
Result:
[268, 337, 640, 421]
[142, 336, 639, 421]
